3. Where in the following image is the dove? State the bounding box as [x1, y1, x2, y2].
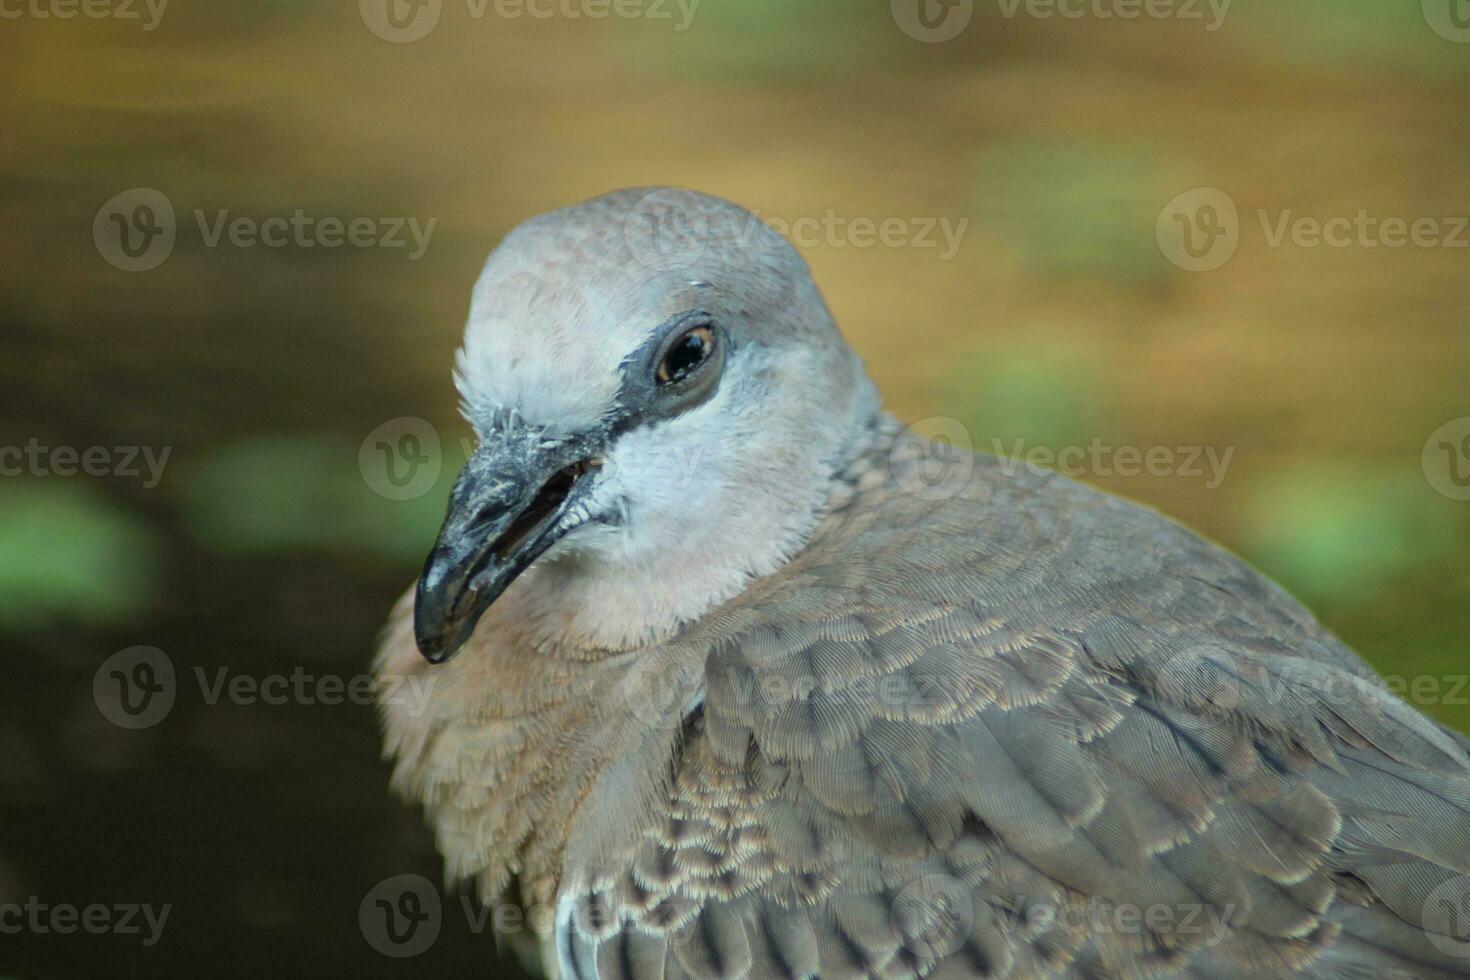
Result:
[375, 188, 1470, 979]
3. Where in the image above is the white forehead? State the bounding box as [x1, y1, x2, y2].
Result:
[453, 188, 827, 436]
[456, 245, 703, 434]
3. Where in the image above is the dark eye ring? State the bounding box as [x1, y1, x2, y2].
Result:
[655, 324, 715, 386]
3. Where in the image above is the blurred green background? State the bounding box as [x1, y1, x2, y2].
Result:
[2, 1, 1468, 976]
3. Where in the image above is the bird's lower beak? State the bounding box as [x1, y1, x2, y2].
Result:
[414, 437, 602, 664]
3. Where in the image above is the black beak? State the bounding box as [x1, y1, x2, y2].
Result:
[414, 433, 602, 664]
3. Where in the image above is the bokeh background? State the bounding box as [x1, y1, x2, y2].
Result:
[2, 1, 1468, 976]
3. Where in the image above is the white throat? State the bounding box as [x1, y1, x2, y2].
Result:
[489, 368, 882, 654]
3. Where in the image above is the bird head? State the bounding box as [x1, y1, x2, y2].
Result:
[414, 188, 879, 662]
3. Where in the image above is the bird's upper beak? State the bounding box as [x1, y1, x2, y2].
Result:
[414, 430, 603, 664]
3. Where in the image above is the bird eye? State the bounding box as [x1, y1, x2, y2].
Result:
[655, 324, 715, 386]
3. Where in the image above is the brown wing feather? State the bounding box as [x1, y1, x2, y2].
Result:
[553, 446, 1470, 979]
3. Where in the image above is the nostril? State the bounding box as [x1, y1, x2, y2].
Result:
[469, 502, 502, 532]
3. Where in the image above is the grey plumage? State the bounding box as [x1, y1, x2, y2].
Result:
[376, 188, 1470, 979]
